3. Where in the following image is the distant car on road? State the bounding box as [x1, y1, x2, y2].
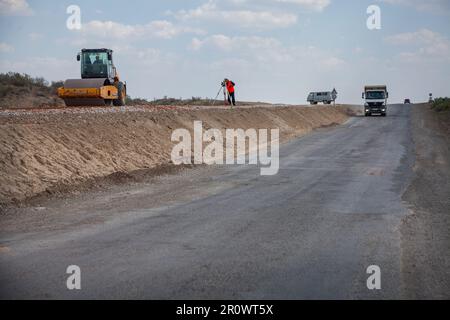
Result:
[307, 92, 333, 105]
[404, 99, 411, 104]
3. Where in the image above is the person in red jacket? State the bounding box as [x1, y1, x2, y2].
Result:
[224, 78, 236, 107]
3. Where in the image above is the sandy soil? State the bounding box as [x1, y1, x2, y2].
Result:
[0, 105, 353, 207]
[401, 104, 450, 299]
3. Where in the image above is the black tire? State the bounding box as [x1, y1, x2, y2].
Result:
[365, 113, 371, 117]
[113, 82, 126, 106]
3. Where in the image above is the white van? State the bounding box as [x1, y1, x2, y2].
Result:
[307, 92, 333, 105]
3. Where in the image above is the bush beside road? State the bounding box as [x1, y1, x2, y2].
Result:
[431, 97, 450, 112]
[0, 72, 65, 109]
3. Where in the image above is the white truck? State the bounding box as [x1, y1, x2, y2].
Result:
[362, 85, 388, 117]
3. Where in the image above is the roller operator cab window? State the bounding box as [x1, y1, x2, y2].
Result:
[81, 52, 111, 79]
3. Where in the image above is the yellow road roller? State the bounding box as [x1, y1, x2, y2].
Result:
[58, 48, 126, 107]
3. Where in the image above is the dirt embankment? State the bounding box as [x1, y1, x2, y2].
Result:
[401, 104, 450, 299]
[0, 106, 352, 206]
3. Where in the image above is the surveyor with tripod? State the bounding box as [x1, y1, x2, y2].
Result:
[224, 78, 236, 107]
[212, 78, 237, 107]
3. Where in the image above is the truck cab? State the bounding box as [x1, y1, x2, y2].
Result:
[362, 85, 388, 117]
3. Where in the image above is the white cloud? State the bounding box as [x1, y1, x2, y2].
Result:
[275, 0, 331, 12]
[385, 29, 450, 60]
[190, 35, 281, 52]
[321, 56, 345, 67]
[0, 57, 76, 81]
[190, 34, 345, 69]
[378, 0, 450, 14]
[121, 46, 178, 67]
[353, 47, 364, 54]
[175, 1, 297, 29]
[0, 42, 14, 53]
[190, 34, 299, 64]
[28, 33, 44, 41]
[227, 0, 330, 11]
[385, 28, 443, 45]
[79, 20, 205, 40]
[0, 0, 33, 16]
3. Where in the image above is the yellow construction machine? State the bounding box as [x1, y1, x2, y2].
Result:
[58, 48, 126, 106]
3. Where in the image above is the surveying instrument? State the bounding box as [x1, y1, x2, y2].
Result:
[212, 80, 230, 107]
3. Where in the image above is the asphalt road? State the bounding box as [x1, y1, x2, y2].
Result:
[0, 104, 415, 299]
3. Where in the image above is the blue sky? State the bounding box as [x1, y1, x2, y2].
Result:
[0, 0, 449, 104]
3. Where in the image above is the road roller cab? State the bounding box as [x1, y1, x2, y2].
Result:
[58, 48, 127, 107]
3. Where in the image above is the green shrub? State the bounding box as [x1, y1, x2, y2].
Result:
[126, 95, 152, 105]
[50, 81, 64, 89]
[431, 97, 450, 112]
[0, 72, 49, 88]
[0, 84, 8, 98]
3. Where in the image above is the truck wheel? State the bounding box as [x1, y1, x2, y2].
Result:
[365, 112, 371, 117]
[113, 82, 126, 106]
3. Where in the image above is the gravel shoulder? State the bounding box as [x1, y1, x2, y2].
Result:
[400, 104, 450, 299]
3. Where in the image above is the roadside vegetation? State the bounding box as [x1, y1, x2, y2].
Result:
[430, 98, 450, 137]
[0, 72, 63, 96]
[126, 95, 270, 106]
[0, 72, 64, 108]
[431, 97, 450, 112]
[126, 95, 214, 106]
